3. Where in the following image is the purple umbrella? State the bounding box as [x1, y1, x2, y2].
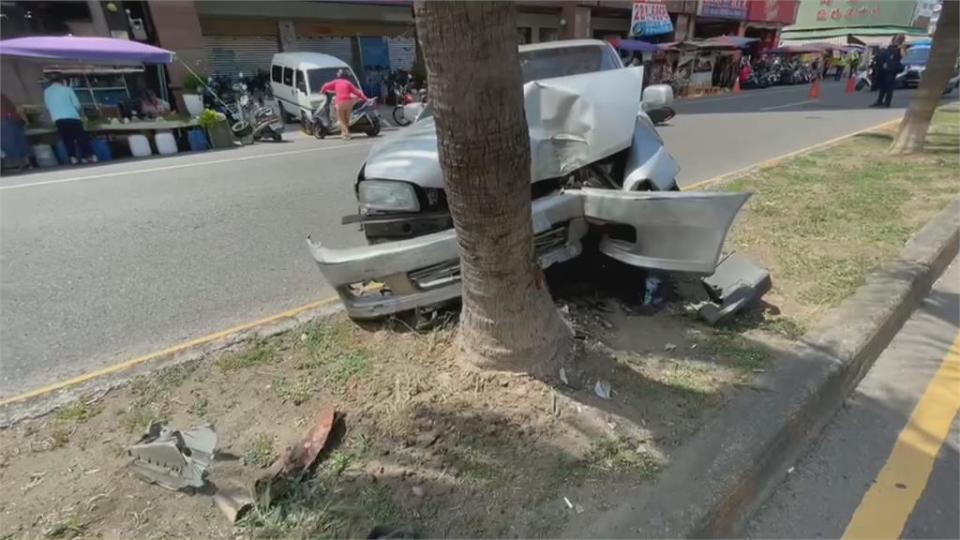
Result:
[0, 36, 174, 64]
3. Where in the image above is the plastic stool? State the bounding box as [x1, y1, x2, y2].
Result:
[32, 144, 58, 168]
[154, 132, 178, 155]
[128, 134, 152, 157]
[92, 138, 113, 162]
[187, 128, 210, 152]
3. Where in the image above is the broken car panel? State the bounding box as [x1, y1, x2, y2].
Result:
[308, 189, 749, 320]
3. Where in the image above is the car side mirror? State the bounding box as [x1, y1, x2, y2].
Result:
[642, 84, 674, 110]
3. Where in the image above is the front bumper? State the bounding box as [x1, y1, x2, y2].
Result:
[308, 189, 749, 319]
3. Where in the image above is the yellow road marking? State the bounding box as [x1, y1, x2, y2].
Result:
[681, 118, 900, 192]
[0, 295, 340, 407]
[843, 332, 960, 539]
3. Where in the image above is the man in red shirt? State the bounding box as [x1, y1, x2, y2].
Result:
[320, 70, 368, 140]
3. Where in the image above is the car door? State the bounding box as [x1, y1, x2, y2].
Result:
[578, 188, 751, 275]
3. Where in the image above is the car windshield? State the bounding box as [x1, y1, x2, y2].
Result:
[518, 45, 621, 83]
[306, 68, 359, 94]
[902, 47, 930, 66]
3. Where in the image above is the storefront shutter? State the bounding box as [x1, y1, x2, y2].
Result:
[293, 37, 355, 66]
[386, 37, 417, 72]
[205, 36, 279, 77]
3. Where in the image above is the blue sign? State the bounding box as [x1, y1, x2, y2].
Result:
[631, 2, 675, 37]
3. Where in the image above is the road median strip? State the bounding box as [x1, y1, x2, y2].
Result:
[1, 107, 957, 538]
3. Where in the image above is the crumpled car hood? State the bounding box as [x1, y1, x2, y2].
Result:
[361, 67, 645, 189]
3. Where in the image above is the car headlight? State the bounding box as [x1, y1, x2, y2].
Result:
[358, 180, 420, 212]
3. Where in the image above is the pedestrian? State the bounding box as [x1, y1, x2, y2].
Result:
[139, 89, 170, 118]
[834, 54, 844, 81]
[43, 74, 96, 164]
[319, 70, 368, 140]
[1, 93, 31, 171]
[848, 52, 860, 79]
[871, 36, 904, 108]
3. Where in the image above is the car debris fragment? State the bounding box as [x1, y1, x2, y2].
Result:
[254, 406, 337, 507]
[126, 422, 217, 490]
[697, 253, 772, 325]
[213, 483, 256, 524]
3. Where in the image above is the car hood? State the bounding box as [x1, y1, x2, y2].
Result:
[362, 67, 645, 189]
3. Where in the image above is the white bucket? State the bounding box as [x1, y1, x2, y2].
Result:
[183, 94, 204, 117]
[128, 134, 152, 157]
[154, 132, 178, 155]
[32, 144, 58, 168]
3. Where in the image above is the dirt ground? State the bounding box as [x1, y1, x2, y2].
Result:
[0, 286, 784, 539]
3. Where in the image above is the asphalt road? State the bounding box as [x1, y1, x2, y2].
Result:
[747, 259, 960, 539]
[0, 82, 933, 398]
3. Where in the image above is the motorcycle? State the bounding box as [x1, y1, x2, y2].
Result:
[203, 76, 284, 144]
[233, 90, 285, 143]
[310, 93, 382, 139]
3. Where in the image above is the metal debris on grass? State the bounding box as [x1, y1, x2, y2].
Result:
[126, 422, 217, 491]
[594, 380, 612, 400]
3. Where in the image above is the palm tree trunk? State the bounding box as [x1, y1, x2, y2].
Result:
[889, 0, 959, 154]
[413, 1, 571, 375]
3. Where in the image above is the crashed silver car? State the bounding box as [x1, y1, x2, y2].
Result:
[308, 39, 751, 319]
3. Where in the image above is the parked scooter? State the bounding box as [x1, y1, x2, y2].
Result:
[233, 90, 285, 143]
[310, 93, 382, 139]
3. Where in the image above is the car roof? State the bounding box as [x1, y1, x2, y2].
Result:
[518, 39, 611, 53]
[272, 52, 350, 70]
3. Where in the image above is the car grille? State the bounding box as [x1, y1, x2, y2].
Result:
[408, 226, 568, 290]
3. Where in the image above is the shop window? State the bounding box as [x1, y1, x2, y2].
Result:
[271, 65, 282, 83]
[283, 67, 293, 86]
[540, 28, 560, 42]
[296, 70, 308, 93]
[517, 27, 531, 45]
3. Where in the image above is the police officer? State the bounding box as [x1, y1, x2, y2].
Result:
[871, 35, 905, 108]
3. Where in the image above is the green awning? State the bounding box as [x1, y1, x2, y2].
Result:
[781, 26, 928, 41]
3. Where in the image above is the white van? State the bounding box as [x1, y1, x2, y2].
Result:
[270, 52, 361, 124]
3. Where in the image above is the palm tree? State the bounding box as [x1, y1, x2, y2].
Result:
[889, 0, 959, 154]
[413, 1, 572, 375]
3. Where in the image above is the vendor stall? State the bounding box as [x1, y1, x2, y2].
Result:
[0, 36, 212, 168]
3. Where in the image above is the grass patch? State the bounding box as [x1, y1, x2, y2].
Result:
[54, 402, 98, 425]
[299, 321, 372, 384]
[702, 331, 770, 372]
[657, 362, 720, 398]
[273, 375, 316, 405]
[238, 474, 402, 538]
[243, 434, 276, 468]
[216, 342, 276, 371]
[582, 436, 661, 478]
[724, 107, 959, 324]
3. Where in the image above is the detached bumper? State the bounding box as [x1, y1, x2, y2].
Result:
[308, 189, 749, 319]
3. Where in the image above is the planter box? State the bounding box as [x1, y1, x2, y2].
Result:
[206, 122, 235, 149]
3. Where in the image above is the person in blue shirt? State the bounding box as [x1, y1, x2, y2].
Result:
[43, 74, 96, 164]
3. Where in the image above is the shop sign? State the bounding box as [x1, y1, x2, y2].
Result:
[789, 0, 926, 31]
[698, 0, 748, 20]
[746, 0, 799, 25]
[631, 1, 675, 37]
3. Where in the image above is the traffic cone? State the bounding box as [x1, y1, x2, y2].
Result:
[845, 76, 857, 93]
[809, 78, 821, 99]
[733, 77, 741, 94]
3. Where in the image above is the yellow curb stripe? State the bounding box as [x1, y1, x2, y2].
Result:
[0, 295, 341, 407]
[842, 332, 960, 539]
[681, 118, 901, 192]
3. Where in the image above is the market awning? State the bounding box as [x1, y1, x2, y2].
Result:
[700, 35, 760, 49]
[0, 36, 174, 64]
[766, 45, 825, 55]
[781, 26, 928, 44]
[610, 38, 663, 54]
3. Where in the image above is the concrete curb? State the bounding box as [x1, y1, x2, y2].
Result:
[0, 301, 344, 428]
[569, 198, 959, 538]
